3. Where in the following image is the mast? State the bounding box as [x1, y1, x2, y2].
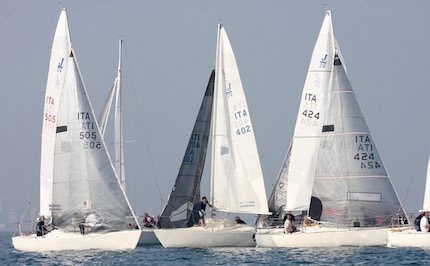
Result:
[115, 38, 125, 191]
[210, 24, 222, 218]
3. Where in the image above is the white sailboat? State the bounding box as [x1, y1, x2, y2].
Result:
[256, 10, 406, 248]
[98, 39, 160, 245]
[154, 24, 270, 248]
[387, 157, 430, 247]
[12, 9, 141, 252]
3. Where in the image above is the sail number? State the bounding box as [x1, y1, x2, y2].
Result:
[43, 95, 56, 132]
[78, 112, 101, 149]
[233, 106, 252, 136]
[184, 133, 200, 164]
[236, 126, 251, 135]
[354, 135, 381, 169]
[300, 93, 319, 127]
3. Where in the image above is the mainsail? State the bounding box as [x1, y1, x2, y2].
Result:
[51, 48, 137, 232]
[285, 11, 335, 212]
[211, 25, 269, 214]
[158, 70, 215, 228]
[40, 9, 71, 218]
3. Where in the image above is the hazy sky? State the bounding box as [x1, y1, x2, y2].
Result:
[1, 0, 429, 225]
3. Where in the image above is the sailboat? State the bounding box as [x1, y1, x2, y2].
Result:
[12, 9, 141, 252]
[154, 24, 270, 248]
[387, 157, 430, 247]
[256, 10, 406, 247]
[98, 39, 160, 245]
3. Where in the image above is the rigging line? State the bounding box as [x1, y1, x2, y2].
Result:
[122, 43, 163, 210]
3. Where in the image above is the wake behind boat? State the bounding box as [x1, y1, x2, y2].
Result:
[12, 9, 141, 252]
[256, 10, 406, 248]
[155, 24, 269, 248]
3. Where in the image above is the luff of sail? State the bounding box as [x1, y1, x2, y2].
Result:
[40, 8, 72, 218]
[211, 25, 269, 214]
[158, 70, 214, 228]
[286, 11, 335, 212]
[51, 49, 137, 232]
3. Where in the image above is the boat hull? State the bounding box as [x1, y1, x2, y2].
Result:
[256, 227, 388, 247]
[137, 228, 160, 245]
[12, 229, 142, 252]
[154, 219, 256, 248]
[387, 229, 430, 247]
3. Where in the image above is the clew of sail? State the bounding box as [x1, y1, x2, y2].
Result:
[286, 11, 335, 212]
[211, 25, 269, 215]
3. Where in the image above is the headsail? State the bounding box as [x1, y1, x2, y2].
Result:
[40, 8, 72, 218]
[268, 141, 292, 217]
[211, 25, 269, 215]
[50, 47, 138, 232]
[158, 70, 215, 228]
[285, 11, 335, 212]
[98, 80, 116, 137]
[420, 156, 430, 212]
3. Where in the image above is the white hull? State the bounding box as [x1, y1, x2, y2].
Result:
[256, 226, 388, 247]
[387, 228, 430, 247]
[137, 228, 160, 245]
[12, 229, 141, 252]
[154, 219, 256, 248]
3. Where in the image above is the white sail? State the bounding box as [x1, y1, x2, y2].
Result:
[420, 156, 430, 212]
[98, 79, 117, 137]
[114, 39, 126, 189]
[51, 48, 138, 231]
[40, 8, 72, 218]
[286, 10, 335, 212]
[211, 25, 269, 215]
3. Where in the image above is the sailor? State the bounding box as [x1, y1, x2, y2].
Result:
[199, 196, 212, 228]
[36, 215, 51, 236]
[143, 212, 155, 228]
[420, 212, 430, 232]
[235, 216, 246, 224]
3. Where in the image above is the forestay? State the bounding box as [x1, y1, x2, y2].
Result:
[51, 49, 136, 232]
[40, 9, 71, 218]
[158, 70, 214, 228]
[211, 25, 269, 214]
[286, 11, 335, 212]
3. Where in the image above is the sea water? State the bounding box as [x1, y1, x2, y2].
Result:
[2, 231, 430, 265]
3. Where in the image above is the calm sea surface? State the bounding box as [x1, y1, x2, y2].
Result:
[1, 231, 430, 265]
